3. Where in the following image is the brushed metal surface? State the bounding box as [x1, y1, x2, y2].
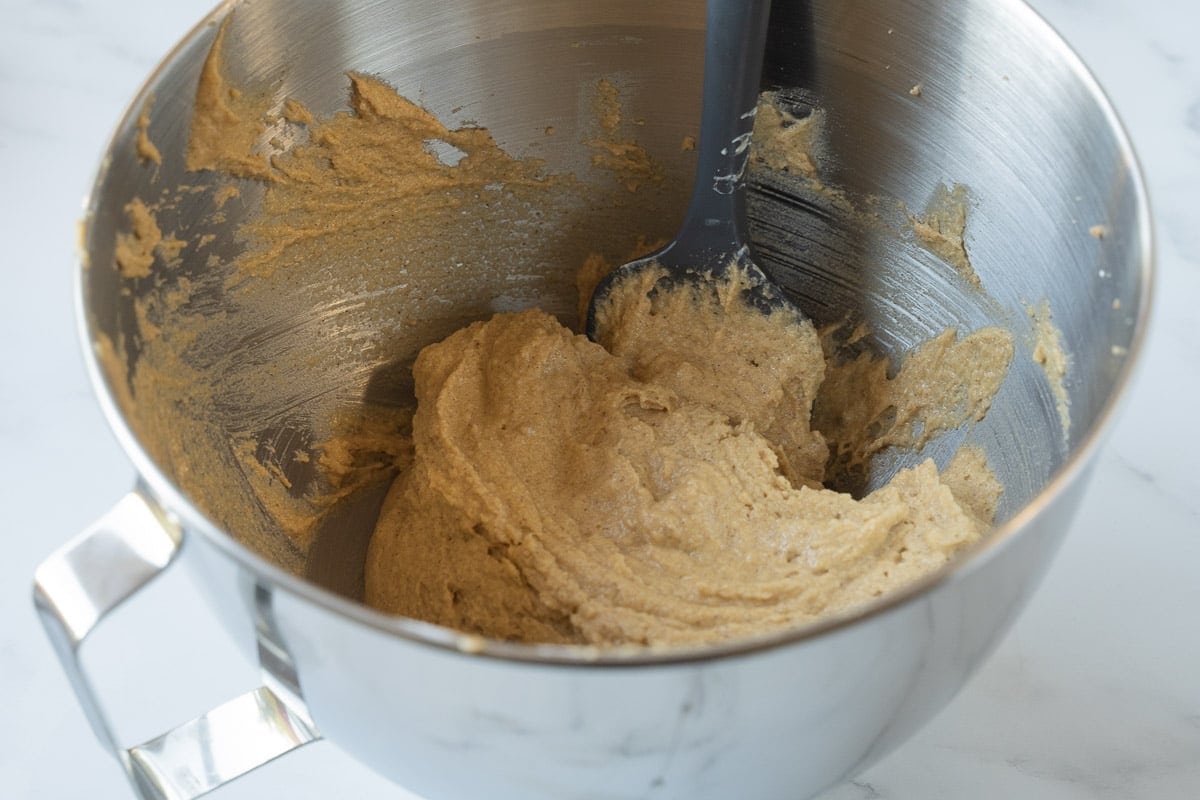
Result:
[33, 491, 319, 800]
[48, 0, 1152, 798]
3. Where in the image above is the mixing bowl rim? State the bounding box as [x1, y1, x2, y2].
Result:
[75, 0, 1156, 667]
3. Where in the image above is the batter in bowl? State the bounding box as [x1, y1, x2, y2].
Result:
[365, 264, 1011, 647]
[109, 19, 1018, 648]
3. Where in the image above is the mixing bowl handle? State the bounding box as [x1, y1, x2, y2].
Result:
[32, 488, 320, 799]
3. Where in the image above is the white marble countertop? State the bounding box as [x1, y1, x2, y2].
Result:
[2, 1, 1197, 797]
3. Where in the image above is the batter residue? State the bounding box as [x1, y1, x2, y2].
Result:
[909, 183, 980, 289]
[101, 17, 1019, 646]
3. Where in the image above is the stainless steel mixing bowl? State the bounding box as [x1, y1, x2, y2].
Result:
[35, 1, 1152, 798]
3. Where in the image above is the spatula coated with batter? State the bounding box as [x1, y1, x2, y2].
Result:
[586, 0, 804, 341]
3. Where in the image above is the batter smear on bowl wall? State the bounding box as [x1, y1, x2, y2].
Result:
[103, 16, 1020, 648]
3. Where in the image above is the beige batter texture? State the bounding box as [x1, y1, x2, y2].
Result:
[103, 17, 1017, 646]
[1029, 299, 1071, 439]
[114, 198, 185, 278]
[909, 183, 981, 289]
[815, 324, 1015, 492]
[135, 97, 162, 166]
[586, 78, 665, 192]
[365, 265, 1011, 647]
[185, 19, 274, 180]
[751, 93, 823, 181]
[100, 17, 687, 572]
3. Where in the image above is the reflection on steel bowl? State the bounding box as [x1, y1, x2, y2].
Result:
[34, 1, 1151, 799]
